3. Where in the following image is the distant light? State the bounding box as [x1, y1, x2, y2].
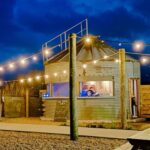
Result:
[118, 43, 122, 46]
[20, 59, 26, 65]
[0, 67, 4, 72]
[104, 55, 108, 59]
[93, 60, 97, 64]
[27, 77, 32, 82]
[9, 63, 14, 69]
[101, 40, 104, 43]
[133, 41, 145, 52]
[33, 56, 37, 61]
[45, 75, 49, 79]
[36, 76, 40, 80]
[63, 70, 66, 74]
[20, 79, 24, 83]
[54, 73, 58, 77]
[83, 64, 87, 69]
[115, 59, 119, 63]
[140, 57, 149, 64]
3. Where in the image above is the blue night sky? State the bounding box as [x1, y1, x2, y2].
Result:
[0, 0, 149, 83]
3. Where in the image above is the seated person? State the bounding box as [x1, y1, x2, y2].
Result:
[87, 87, 99, 97]
[80, 85, 88, 97]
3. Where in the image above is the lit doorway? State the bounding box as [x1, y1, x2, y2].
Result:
[129, 78, 140, 118]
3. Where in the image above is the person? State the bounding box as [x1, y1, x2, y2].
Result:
[80, 84, 88, 97]
[131, 96, 137, 118]
[87, 87, 99, 97]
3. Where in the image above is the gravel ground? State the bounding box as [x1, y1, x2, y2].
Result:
[0, 131, 126, 150]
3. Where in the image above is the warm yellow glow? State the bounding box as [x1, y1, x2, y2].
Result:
[93, 60, 97, 64]
[133, 41, 145, 51]
[33, 56, 37, 61]
[45, 74, 49, 79]
[36, 76, 40, 80]
[20, 59, 26, 65]
[20, 79, 24, 83]
[82, 64, 87, 69]
[104, 55, 108, 59]
[0, 67, 4, 72]
[141, 57, 149, 64]
[63, 70, 66, 74]
[9, 63, 14, 69]
[115, 59, 119, 63]
[45, 49, 49, 55]
[54, 73, 58, 77]
[27, 77, 32, 82]
[85, 36, 91, 43]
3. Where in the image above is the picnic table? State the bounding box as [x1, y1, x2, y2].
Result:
[127, 128, 150, 150]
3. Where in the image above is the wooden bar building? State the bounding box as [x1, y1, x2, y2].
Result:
[42, 36, 141, 122]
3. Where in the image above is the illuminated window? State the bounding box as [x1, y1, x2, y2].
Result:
[52, 82, 69, 97]
[80, 81, 113, 97]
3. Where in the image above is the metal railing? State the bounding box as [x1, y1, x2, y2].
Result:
[42, 19, 88, 62]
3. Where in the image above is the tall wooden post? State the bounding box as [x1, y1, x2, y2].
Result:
[0, 88, 2, 119]
[119, 49, 127, 129]
[25, 88, 29, 118]
[69, 33, 78, 140]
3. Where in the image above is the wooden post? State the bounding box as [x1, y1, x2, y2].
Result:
[119, 49, 127, 129]
[69, 33, 78, 140]
[0, 88, 2, 119]
[25, 88, 29, 117]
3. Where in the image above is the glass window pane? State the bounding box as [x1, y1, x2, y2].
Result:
[80, 81, 113, 97]
[52, 82, 69, 97]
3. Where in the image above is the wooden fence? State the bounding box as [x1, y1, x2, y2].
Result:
[140, 85, 150, 118]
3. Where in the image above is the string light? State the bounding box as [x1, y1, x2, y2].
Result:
[32, 56, 37, 61]
[0, 32, 148, 83]
[140, 57, 149, 64]
[93, 60, 97, 64]
[45, 49, 50, 55]
[54, 73, 58, 77]
[20, 59, 26, 65]
[83, 64, 87, 69]
[0, 35, 149, 75]
[63, 70, 66, 74]
[27, 77, 32, 82]
[0, 67, 4, 72]
[103, 55, 108, 59]
[133, 41, 145, 52]
[115, 59, 119, 63]
[20, 79, 24, 83]
[9, 63, 14, 69]
[85, 36, 91, 43]
[36, 75, 40, 80]
[45, 75, 49, 79]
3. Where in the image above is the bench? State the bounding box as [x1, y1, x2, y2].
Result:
[127, 128, 150, 150]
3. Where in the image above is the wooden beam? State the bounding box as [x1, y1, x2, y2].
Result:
[119, 49, 127, 129]
[25, 88, 29, 118]
[69, 33, 78, 140]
